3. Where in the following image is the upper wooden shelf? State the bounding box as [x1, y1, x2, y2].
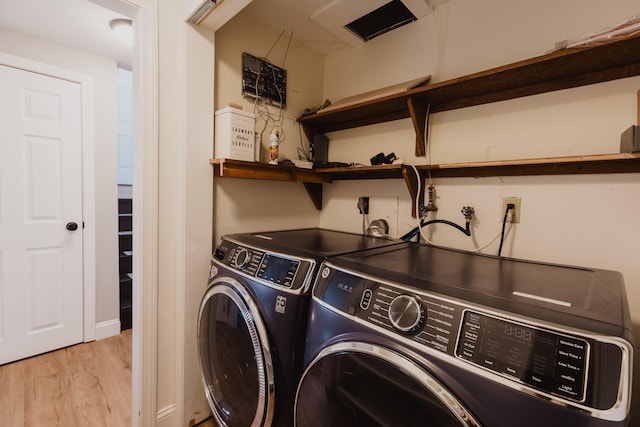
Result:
[298, 33, 640, 155]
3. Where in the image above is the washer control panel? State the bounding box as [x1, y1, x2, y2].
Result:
[388, 295, 425, 333]
[319, 266, 462, 355]
[212, 238, 313, 292]
[456, 310, 588, 402]
[313, 264, 607, 407]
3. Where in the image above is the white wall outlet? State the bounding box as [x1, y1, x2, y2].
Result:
[369, 197, 399, 238]
[501, 197, 521, 223]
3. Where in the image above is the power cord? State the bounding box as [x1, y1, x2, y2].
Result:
[497, 203, 515, 257]
[357, 197, 369, 236]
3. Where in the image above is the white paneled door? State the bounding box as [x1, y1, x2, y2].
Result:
[0, 64, 84, 365]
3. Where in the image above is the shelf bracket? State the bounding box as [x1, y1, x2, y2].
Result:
[407, 97, 429, 157]
[401, 164, 425, 218]
[303, 182, 323, 210]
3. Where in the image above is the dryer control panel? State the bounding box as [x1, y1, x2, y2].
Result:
[313, 263, 630, 414]
[212, 238, 314, 293]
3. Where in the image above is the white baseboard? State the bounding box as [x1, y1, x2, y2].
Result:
[156, 404, 177, 426]
[94, 319, 122, 340]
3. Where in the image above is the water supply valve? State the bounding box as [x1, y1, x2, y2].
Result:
[461, 206, 475, 220]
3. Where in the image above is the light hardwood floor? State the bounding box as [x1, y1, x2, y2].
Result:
[0, 330, 132, 427]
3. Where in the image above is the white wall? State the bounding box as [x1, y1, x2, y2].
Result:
[155, 0, 218, 425]
[156, 1, 311, 423]
[117, 68, 134, 186]
[0, 27, 120, 329]
[213, 11, 324, 241]
[157, 0, 180, 419]
[182, 19, 217, 427]
[319, 0, 640, 421]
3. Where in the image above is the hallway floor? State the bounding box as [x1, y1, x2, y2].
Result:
[0, 330, 132, 426]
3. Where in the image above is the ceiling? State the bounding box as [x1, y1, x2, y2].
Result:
[240, 0, 351, 55]
[0, 0, 134, 69]
[0, 0, 348, 66]
[238, 0, 449, 55]
[0, 0, 445, 70]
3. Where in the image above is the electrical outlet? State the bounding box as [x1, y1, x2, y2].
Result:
[357, 196, 369, 214]
[501, 197, 521, 223]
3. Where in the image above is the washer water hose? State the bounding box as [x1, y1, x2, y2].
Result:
[400, 206, 474, 241]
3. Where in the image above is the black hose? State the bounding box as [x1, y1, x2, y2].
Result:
[400, 218, 471, 241]
[497, 204, 511, 256]
[424, 219, 471, 236]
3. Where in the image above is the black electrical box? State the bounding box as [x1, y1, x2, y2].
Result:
[242, 52, 287, 108]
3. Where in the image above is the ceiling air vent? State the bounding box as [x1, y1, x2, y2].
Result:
[311, 0, 436, 48]
[345, 0, 417, 42]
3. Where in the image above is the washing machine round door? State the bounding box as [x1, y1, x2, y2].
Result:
[295, 342, 480, 427]
[197, 278, 275, 427]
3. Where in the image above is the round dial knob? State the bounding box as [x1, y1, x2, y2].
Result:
[232, 248, 251, 269]
[388, 295, 424, 333]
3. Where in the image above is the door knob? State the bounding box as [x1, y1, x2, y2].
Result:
[66, 222, 78, 231]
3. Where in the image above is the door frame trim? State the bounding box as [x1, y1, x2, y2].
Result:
[130, 0, 159, 425]
[0, 52, 96, 342]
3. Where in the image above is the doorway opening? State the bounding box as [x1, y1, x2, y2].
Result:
[118, 67, 134, 331]
[0, 0, 140, 422]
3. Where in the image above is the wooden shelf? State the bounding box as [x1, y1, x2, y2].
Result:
[210, 158, 329, 183]
[210, 158, 329, 210]
[211, 153, 640, 209]
[213, 34, 640, 210]
[298, 33, 640, 156]
[319, 153, 640, 179]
